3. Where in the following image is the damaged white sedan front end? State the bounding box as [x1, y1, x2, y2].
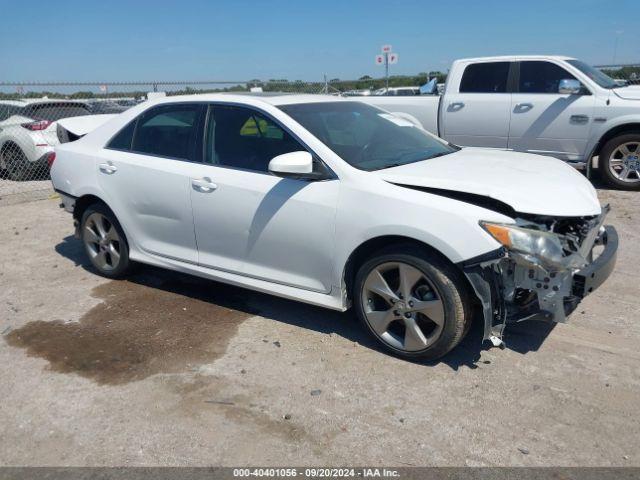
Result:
[376, 147, 618, 347]
[464, 208, 617, 345]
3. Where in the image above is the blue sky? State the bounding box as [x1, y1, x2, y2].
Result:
[0, 0, 638, 82]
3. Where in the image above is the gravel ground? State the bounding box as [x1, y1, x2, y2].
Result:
[0, 187, 638, 467]
[0, 178, 52, 206]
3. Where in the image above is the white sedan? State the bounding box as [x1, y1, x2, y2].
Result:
[51, 94, 617, 360]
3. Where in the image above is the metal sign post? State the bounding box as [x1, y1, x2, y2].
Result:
[375, 45, 398, 90]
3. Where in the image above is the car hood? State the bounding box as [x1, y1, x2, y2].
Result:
[372, 148, 601, 217]
[613, 86, 640, 100]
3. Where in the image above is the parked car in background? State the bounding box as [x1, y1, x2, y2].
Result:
[341, 89, 372, 97]
[0, 99, 90, 180]
[51, 94, 616, 360]
[360, 56, 640, 189]
[86, 100, 131, 114]
[373, 86, 421, 96]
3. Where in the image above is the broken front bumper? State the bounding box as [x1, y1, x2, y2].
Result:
[461, 225, 618, 343]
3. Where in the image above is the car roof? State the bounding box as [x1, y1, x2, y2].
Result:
[0, 98, 88, 107]
[141, 92, 347, 109]
[454, 55, 576, 63]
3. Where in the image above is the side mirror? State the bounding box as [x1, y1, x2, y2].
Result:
[558, 79, 581, 95]
[268, 151, 313, 176]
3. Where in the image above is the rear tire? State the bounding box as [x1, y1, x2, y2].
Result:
[599, 133, 640, 190]
[353, 244, 471, 361]
[3, 145, 31, 181]
[80, 203, 132, 278]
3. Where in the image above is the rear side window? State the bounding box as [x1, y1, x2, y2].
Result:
[459, 62, 510, 93]
[0, 105, 23, 123]
[518, 61, 577, 93]
[24, 103, 90, 121]
[131, 104, 201, 160]
[107, 120, 136, 151]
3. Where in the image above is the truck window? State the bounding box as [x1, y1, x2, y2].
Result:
[518, 61, 577, 94]
[459, 62, 510, 93]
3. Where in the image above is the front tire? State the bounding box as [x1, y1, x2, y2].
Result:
[353, 244, 471, 361]
[80, 204, 131, 278]
[599, 133, 640, 190]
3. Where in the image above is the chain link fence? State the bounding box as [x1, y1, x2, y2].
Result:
[1, 64, 638, 205]
[0, 80, 337, 205]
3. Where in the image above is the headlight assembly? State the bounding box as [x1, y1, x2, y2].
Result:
[480, 221, 583, 269]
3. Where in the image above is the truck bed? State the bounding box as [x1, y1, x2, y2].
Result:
[356, 95, 440, 135]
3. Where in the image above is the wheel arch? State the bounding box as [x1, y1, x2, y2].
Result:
[74, 194, 131, 251]
[342, 235, 472, 302]
[591, 122, 640, 166]
[0, 140, 21, 162]
[0, 139, 18, 152]
[73, 193, 110, 222]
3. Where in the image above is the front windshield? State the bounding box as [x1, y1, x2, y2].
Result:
[279, 101, 456, 171]
[567, 59, 620, 89]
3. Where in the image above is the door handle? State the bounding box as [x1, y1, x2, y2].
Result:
[570, 114, 589, 124]
[191, 177, 218, 193]
[98, 162, 117, 174]
[514, 102, 534, 112]
[449, 102, 465, 111]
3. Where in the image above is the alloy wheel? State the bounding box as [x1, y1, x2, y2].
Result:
[83, 212, 122, 271]
[361, 262, 445, 352]
[609, 141, 640, 183]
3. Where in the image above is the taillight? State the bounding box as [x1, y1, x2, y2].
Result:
[21, 120, 52, 131]
[46, 152, 56, 168]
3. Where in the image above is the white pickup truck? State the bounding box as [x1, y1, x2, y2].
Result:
[360, 55, 640, 189]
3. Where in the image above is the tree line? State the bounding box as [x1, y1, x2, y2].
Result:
[1, 67, 637, 100]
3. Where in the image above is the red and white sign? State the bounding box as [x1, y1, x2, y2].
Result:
[375, 54, 384, 66]
[381, 44, 392, 53]
[388, 53, 398, 64]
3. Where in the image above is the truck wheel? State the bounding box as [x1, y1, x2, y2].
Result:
[80, 203, 132, 278]
[3, 145, 31, 181]
[599, 133, 640, 190]
[353, 244, 471, 361]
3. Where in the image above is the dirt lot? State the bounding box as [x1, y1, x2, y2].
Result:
[0, 187, 638, 467]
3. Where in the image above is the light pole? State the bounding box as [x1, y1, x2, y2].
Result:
[375, 45, 398, 92]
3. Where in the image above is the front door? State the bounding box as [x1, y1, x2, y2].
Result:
[190, 104, 339, 293]
[508, 60, 595, 162]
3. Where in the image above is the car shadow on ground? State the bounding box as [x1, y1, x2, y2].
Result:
[54, 235, 555, 371]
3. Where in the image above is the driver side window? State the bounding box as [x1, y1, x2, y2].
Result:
[205, 105, 305, 172]
[519, 61, 578, 94]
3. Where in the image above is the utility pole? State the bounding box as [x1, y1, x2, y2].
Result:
[612, 30, 623, 66]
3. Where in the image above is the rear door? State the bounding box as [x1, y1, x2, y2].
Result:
[441, 60, 513, 149]
[508, 60, 595, 161]
[189, 104, 339, 293]
[98, 102, 205, 263]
